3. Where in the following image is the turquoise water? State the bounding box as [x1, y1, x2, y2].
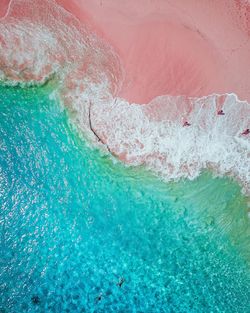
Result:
[0, 84, 249, 313]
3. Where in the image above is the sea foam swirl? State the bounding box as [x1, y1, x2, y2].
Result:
[0, 0, 249, 193]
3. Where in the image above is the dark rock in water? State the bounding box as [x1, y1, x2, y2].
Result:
[117, 277, 125, 287]
[96, 292, 103, 302]
[31, 295, 40, 305]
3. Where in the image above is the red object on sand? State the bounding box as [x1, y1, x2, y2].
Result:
[217, 110, 225, 115]
[241, 129, 250, 135]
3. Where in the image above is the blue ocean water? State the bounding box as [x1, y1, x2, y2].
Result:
[0, 84, 249, 313]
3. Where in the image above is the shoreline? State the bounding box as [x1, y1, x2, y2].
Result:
[56, 0, 250, 104]
[1, 0, 250, 102]
[0, 0, 249, 196]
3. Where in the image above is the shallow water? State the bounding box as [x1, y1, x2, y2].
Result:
[0, 85, 249, 312]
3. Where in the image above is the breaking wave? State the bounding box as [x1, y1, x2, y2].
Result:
[0, 0, 249, 193]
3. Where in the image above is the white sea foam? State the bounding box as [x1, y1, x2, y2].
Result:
[0, 0, 122, 93]
[91, 94, 250, 193]
[0, 0, 249, 193]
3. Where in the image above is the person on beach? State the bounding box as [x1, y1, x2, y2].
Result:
[217, 110, 225, 115]
[241, 128, 249, 135]
[183, 121, 191, 127]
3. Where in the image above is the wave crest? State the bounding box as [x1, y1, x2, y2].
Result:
[91, 94, 250, 193]
[0, 0, 122, 92]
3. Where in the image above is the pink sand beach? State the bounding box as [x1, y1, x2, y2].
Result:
[56, 0, 250, 103]
[1, 0, 249, 103]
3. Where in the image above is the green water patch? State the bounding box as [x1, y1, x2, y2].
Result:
[0, 84, 249, 312]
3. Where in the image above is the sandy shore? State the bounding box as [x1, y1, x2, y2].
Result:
[1, 0, 249, 103]
[0, 0, 10, 17]
[55, 0, 250, 103]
